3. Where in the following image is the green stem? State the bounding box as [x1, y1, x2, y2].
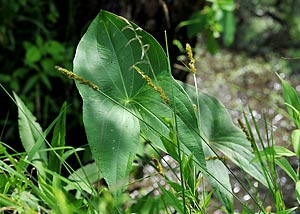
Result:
[193, 74, 201, 135]
[298, 158, 300, 180]
[164, 31, 187, 214]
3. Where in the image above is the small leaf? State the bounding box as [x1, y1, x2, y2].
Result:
[52, 186, 74, 213]
[296, 180, 300, 204]
[131, 192, 162, 214]
[161, 135, 178, 161]
[275, 157, 297, 183]
[222, 11, 235, 46]
[46, 40, 65, 61]
[66, 162, 100, 194]
[218, 0, 235, 11]
[274, 146, 296, 157]
[292, 129, 300, 158]
[278, 74, 300, 128]
[13, 92, 47, 173]
[182, 154, 196, 192]
[23, 75, 39, 95]
[206, 30, 218, 54]
[49, 102, 67, 176]
[159, 184, 184, 213]
[167, 181, 183, 193]
[252, 146, 296, 162]
[41, 58, 55, 75]
[0, 74, 11, 82]
[185, 12, 207, 39]
[24, 45, 41, 65]
[40, 73, 52, 90]
[36, 35, 44, 48]
[203, 191, 213, 209]
[284, 207, 299, 214]
[0, 174, 8, 191]
[18, 191, 39, 211]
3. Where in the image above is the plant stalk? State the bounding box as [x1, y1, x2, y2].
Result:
[165, 30, 187, 214]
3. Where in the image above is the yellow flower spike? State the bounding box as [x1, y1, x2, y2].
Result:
[237, 118, 255, 150]
[55, 66, 99, 91]
[193, 104, 197, 112]
[205, 156, 228, 161]
[186, 43, 197, 74]
[133, 65, 170, 104]
[152, 155, 164, 176]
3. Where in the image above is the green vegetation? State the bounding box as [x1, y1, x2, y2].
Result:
[176, 0, 235, 53]
[1, 10, 300, 213]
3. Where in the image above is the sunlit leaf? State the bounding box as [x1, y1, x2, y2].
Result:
[73, 10, 206, 191]
[182, 83, 270, 210]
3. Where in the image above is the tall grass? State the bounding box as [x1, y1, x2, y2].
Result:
[1, 70, 300, 213]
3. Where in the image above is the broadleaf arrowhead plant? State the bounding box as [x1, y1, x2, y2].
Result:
[72, 10, 268, 209]
[73, 10, 206, 192]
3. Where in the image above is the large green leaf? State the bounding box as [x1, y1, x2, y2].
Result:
[182, 84, 269, 210]
[73, 11, 206, 189]
[206, 158, 233, 211]
[184, 84, 268, 184]
[134, 75, 206, 168]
